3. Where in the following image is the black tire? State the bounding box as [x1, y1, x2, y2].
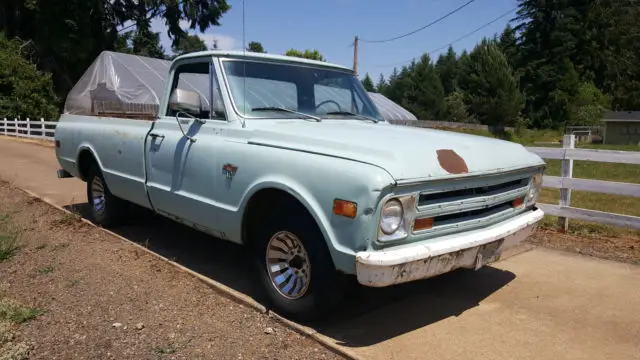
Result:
[252, 203, 345, 322]
[86, 165, 127, 227]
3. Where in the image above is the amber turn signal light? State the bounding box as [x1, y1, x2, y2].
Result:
[414, 217, 434, 231]
[333, 199, 357, 218]
[512, 196, 525, 208]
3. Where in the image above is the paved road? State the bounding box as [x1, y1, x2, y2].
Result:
[1, 136, 639, 360]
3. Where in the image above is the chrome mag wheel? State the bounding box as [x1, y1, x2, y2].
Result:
[265, 231, 311, 300]
[91, 176, 106, 216]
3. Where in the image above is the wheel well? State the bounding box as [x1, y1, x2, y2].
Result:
[242, 188, 316, 247]
[77, 150, 98, 181]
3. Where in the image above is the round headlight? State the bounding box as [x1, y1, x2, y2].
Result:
[380, 199, 403, 235]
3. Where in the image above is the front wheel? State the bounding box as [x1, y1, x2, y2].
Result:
[86, 165, 127, 227]
[253, 210, 345, 321]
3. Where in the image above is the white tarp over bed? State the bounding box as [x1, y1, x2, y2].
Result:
[64, 51, 417, 121]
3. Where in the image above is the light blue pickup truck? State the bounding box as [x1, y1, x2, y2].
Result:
[55, 50, 545, 320]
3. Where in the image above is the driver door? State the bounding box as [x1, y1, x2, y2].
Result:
[145, 58, 228, 235]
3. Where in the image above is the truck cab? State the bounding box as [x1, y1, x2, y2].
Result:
[55, 50, 545, 321]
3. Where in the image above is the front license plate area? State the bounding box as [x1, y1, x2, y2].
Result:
[474, 239, 504, 270]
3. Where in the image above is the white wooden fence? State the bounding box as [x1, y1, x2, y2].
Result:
[529, 134, 640, 230]
[1, 118, 57, 140]
[2, 120, 640, 229]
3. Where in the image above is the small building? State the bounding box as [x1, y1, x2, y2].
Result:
[602, 111, 640, 145]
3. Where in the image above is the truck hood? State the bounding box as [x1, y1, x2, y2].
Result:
[248, 120, 545, 182]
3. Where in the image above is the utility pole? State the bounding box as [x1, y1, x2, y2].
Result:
[352, 36, 359, 75]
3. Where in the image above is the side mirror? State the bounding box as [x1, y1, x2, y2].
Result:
[169, 88, 202, 116]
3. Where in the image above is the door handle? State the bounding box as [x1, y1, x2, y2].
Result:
[149, 133, 165, 139]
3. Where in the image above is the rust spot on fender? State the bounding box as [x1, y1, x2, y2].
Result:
[436, 149, 469, 174]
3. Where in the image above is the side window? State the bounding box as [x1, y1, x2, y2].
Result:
[166, 61, 226, 120]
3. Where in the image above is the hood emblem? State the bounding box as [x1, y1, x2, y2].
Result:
[222, 163, 238, 179]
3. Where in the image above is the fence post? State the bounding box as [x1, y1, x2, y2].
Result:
[26, 117, 31, 138]
[2, 118, 5, 136]
[40, 118, 45, 139]
[12, 118, 17, 137]
[558, 134, 575, 232]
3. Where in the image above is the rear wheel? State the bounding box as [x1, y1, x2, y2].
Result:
[86, 165, 127, 227]
[252, 204, 345, 321]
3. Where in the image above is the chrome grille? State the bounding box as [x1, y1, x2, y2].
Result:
[412, 175, 531, 237]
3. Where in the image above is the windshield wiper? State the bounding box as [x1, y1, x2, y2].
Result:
[324, 111, 379, 123]
[252, 107, 321, 122]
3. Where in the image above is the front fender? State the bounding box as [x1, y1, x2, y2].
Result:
[238, 162, 395, 274]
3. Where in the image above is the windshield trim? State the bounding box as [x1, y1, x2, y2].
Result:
[218, 57, 383, 122]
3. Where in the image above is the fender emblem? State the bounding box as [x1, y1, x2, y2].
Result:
[222, 163, 238, 179]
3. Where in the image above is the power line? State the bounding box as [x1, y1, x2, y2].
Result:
[359, 0, 478, 43]
[375, 6, 517, 68]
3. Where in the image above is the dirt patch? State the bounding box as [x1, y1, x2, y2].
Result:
[0, 136, 54, 148]
[0, 181, 343, 360]
[528, 227, 640, 265]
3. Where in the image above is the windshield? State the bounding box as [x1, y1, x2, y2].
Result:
[221, 59, 383, 121]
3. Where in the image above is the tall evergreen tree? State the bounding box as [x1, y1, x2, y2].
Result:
[402, 54, 445, 120]
[376, 74, 387, 94]
[458, 40, 524, 128]
[435, 46, 459, 96]
[361, 73, 375, 92]
[498, 24, 519, 70]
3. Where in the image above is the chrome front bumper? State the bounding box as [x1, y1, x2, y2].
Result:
[355, 208, 544, 287]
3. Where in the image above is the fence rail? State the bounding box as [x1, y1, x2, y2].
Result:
[1, 118, 57, 140]
[528, 135, 640, 230]
[2, 120, 640, 229]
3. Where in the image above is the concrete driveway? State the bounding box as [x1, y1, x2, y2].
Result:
[1, 136, 639, 360]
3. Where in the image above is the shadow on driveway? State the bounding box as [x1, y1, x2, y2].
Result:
[65, 202, 516, 347]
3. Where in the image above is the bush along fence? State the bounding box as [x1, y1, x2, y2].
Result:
[1, 118, 57, 140]
[2, 120, 639, 230]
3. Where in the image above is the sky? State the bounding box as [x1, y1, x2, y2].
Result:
[151, 0, 520, 81]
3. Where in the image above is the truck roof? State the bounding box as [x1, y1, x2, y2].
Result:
[173, 50, 353, 72]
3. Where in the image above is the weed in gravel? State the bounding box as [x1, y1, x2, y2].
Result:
[65, 279, 81, 288]
[0, 299, 44, 324]
[0, 321, 30, 360]
[36, 265, 55, 275]
[51, 243, 69, 251]
[0, 213, 21, 261]
[51, 212, 82, 227]
[0, 339, 31, 360]
[0, 321, 14, 344]
[0, 233, 20, 262]
[155, 343, 178, 355]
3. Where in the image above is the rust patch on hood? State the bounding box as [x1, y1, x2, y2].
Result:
[436, 149, 469, 174]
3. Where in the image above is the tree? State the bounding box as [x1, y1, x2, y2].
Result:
[285, 48, 325, 61]
[568, 82, 611, 126]
[376, 74, 387, 94]
[435, 46, 459, 96]
[444, 90, 472, 123]
[361, 73, 375, 92]
[0, 0, 230, 99]
[172, 34, 207, 55]
[247, 41, 265, 53]
[498, 24, 519, 70]
[131, 27, 166, 59]
[402, 54, 445, 120]
[458, 40, 523, 128]
[0, 33, 58, 119]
